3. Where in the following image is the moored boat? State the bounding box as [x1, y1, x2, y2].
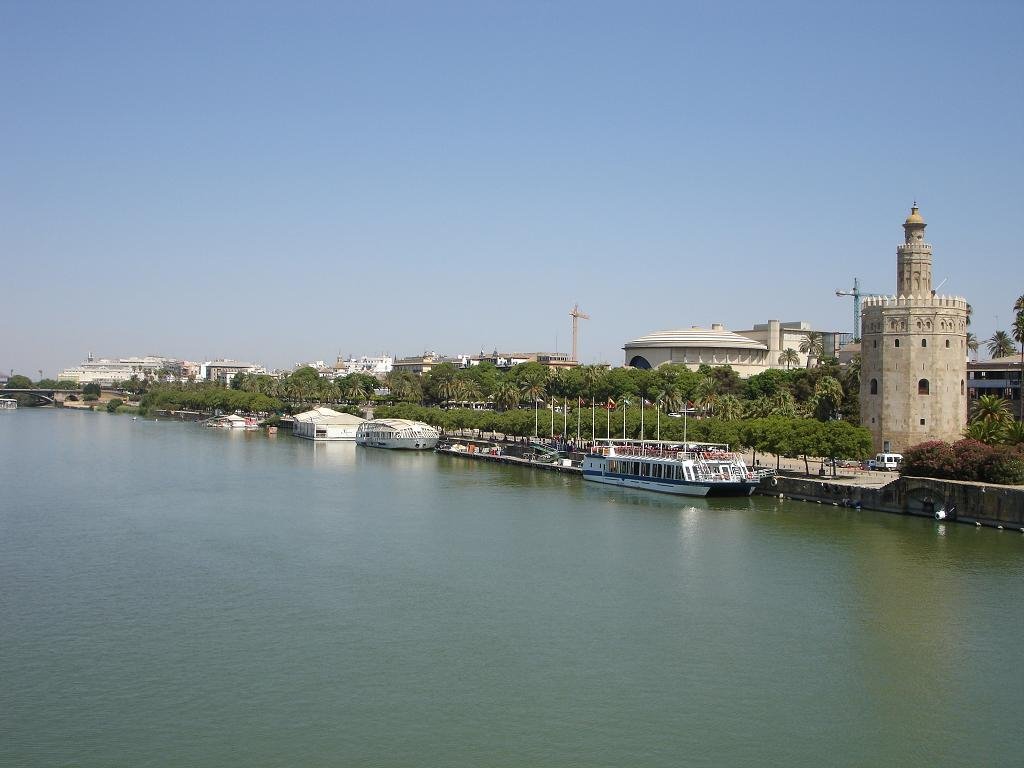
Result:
[582, 439, 771, 497]
[356, 418, 439, 450]
[0, 397, 17, 410]
[204, 414, 259, 430]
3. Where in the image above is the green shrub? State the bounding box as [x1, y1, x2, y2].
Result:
[951, 439, 992, 481]
[981, 449, 1024, 485]
[106, 398, 123, 414]
[900, 441, 956, 479]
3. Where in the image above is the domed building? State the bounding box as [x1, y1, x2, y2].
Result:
[624, 324, 771, 376]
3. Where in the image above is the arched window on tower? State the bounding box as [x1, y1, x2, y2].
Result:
[945, 339, 951, 348]
[870, 379, 878, 395]
[895, 339, 900, 348]
[961, 380, 965, 395]
[918, 379, 930, 395]
[921, 339, 927, 347]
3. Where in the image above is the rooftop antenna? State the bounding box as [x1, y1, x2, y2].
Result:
[570, 303, 590, 362]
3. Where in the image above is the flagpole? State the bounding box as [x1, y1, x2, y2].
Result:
[563, 397, 567, 439]
[606, 400, 610, 439]
[640, 399, 645, 453]
[550, 398, 554, 438]
[683, 402, 688, 446]
[657, 401, 661, 441]
[591, 398, 595, 443]
[622, 399, 627, 439]
[576, 396, 581, 444]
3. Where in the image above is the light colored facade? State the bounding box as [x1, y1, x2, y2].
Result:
[624, 321, 840, 376]
[468, 351, 578, 371]
[291, 407, 365, 441]
[860, 205, 969, 453]
[734, 321, 816, 369]
[735, 322, 850, 367]
[59, 354, 181, 385]
[624, 325, 771, 376]
[335, 355, 394, 376]
[392, 353, 471, 375]
[200, 360, 266, 385]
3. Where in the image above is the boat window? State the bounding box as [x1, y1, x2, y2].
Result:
[640, 463, 650, 477]
[652, 464, 662, 479]
[632, 462, 640, 475]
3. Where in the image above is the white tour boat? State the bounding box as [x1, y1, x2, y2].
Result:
[582, 439, 770, 497]
[355, 418, 439, 450]
[0, 397, 17, 410]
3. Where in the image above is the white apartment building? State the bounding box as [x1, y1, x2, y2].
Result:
[59, 354, 181, 386]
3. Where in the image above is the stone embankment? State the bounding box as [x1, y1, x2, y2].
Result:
[760, 474, 1024, 529]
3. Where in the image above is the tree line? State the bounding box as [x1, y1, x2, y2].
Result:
[230, 358, 862, 424]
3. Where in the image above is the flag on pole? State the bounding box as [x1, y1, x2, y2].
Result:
[606, 397, 616, 410]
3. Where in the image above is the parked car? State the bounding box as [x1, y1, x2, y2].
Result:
[868, 452, 903, 471]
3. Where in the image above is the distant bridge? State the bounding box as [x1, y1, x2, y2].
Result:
[2, 388, 85, 405]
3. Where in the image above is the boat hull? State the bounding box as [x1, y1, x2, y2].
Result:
[356, 437, 439, 450]
[582, 469, 757, 497]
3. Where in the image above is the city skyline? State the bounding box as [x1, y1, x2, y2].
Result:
[3, 2, 1022, 376]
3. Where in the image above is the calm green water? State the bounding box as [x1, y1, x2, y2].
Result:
[2, 409, 1022, 767]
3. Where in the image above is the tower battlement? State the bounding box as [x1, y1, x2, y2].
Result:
[861, 294, 968, 310]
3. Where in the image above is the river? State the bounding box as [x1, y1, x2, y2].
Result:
[2, 408, 1021, 767]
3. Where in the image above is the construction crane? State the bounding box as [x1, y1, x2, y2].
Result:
[835, 278, 878, 341]
[569, 303, 590, 362]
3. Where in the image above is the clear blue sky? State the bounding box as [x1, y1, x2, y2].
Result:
[3, 1, 1021, 377]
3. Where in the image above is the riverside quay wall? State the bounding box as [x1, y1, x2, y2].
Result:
[760, 475, 1024, 528]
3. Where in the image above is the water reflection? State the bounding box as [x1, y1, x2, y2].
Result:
[295, 440, 356, 468]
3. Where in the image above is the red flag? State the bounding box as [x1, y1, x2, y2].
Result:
[606, 398, 616, 410]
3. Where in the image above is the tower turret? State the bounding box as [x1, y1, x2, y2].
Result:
[896, 203, 932, 297]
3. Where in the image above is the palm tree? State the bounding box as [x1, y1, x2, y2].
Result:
[812, 375, 844, 420]
[987, 330, 1015, 359]
[1013, 314, 1024, 411]
[519, 369, 549, 437]
[1003, 420, 1024, 446]
[799, 333, 823, 365]
[963, 418, 1005, 445]
[1014, 295, 1024, 315]
[461, 379, 483, 406]
[716, 394, 744, 421]
[657, 386, 685, 415]
[493, 381, 521, 412]
[437, 378, 460, 407]
[971, 394, 1011, 426]
[778, 348, 800, 370]
[966, 332, 979, 361]
[768, 389, 798, 418]
[694, 375, 719, 416]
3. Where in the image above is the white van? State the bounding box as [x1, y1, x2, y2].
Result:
[869, 453, 903, 471]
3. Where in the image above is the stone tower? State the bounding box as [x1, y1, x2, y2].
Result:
[860, 205, 968, 453]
